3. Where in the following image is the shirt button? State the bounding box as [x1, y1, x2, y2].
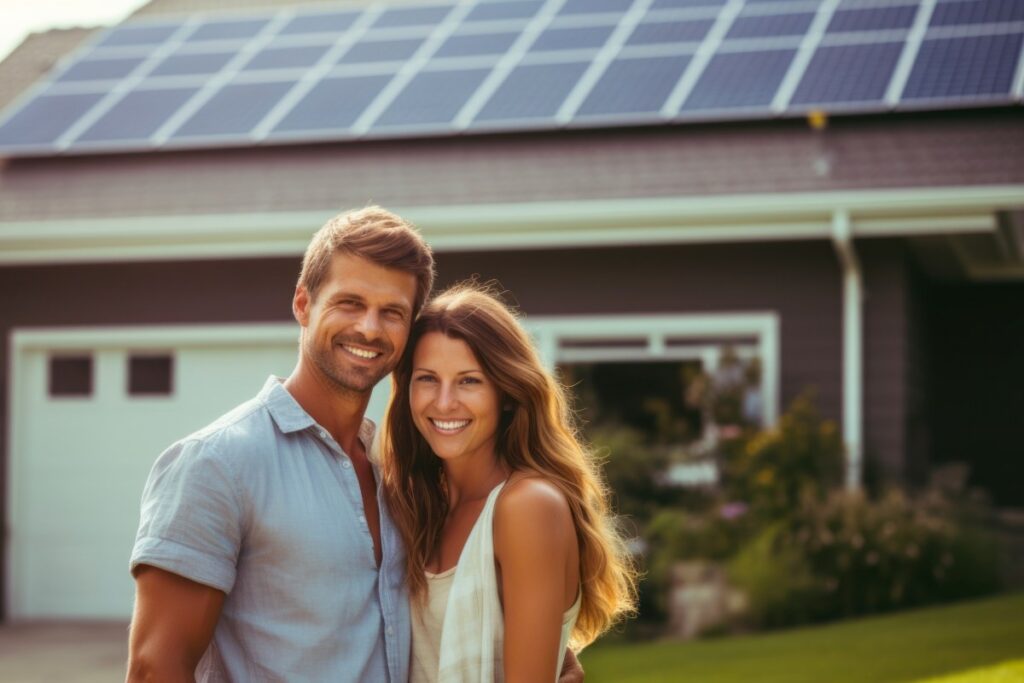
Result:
[342, 460, 352, 469]
[318, 430, 327, 439]
[386, 626, 394, 636]
[358, 514, 366, 524]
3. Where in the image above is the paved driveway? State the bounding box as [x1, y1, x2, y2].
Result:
[0, 622, 128, 682]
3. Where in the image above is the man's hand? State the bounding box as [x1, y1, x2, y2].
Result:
[126, 565, 225, 683]
[558, 648, 585, 683]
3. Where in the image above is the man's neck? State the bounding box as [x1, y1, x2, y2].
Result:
[283, 363, 371, 456]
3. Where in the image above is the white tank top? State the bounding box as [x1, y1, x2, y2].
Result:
[409, 482, 581, 683]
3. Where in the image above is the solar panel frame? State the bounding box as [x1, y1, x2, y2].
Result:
[76, 87, 201, 143]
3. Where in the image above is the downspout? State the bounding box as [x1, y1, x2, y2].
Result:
[832, 210, 863, 492]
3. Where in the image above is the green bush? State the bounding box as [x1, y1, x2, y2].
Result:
[728, 490, 1004, 629]
[719, 390, 843, 521]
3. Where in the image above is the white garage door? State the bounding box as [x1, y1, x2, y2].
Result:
[6, 324, 391, 620]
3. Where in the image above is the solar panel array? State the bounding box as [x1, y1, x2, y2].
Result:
[0, 0, 1021, 156]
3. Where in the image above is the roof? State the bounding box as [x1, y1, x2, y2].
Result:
[1, 0, 1021, 158]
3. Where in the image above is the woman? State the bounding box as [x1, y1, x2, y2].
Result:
[382, 283, 637, 683]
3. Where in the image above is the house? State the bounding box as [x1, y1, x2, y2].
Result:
[0, 0, 1022, 621]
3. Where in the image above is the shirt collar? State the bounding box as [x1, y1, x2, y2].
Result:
[259, 376, 316, 434]
[259, 376, 379, 455]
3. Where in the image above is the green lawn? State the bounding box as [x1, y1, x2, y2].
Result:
[580, 593, 1024, 683]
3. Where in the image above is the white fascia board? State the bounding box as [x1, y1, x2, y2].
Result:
[1, 185, 1021, 265]
[11, 323, 299, 352]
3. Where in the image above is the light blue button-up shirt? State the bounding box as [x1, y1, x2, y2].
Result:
[131, 376, 410, 683]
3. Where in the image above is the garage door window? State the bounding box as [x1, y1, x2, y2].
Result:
[48, 355, 93, 398]
[128, 353, 174, 396]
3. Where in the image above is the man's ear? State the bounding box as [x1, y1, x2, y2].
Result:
[293, 285, 311, 326]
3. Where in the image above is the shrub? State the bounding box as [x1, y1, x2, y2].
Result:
[720, 390, 843, 521]
[728, 490, 1004, 629]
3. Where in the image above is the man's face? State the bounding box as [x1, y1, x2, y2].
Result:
[295, 252, 417, 396]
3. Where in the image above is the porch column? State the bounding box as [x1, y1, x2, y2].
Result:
[832, 210, 863, 491]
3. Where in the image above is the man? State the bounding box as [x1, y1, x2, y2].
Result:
[127, 207, 584, 682]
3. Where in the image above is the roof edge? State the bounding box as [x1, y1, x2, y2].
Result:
[1, 185, 1021, 265]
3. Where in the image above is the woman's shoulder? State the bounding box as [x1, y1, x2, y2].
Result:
[494, 472, 574, 546]
[498, 471, 570, 514]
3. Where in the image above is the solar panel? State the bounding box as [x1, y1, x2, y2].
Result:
[627, 19, 714, 45]
[475, 61, 589, 122]
[726, 12, 815, 40]
[435, 31, 520, 58]
[682, 49, 796, 111]
[826, 5, 918, 33]
[272, 75, 392, 134]
[55, 56, 144, 82]
[0, 92, 105, 147]
[374, 68, 491, 128]
[465, 0, 544, 22]
[577, 55, 692, 117]
[902, 33, 1023, 100]
[0, 0, 1019, 157]
[929, 0, 1024, 27]
[278, 11, 361, 36]
[172, 81, 294, 138]
[78, 88, 198, 142]
[791, 42, 904, 106]
[529, 25, 617, 52]
[150, 51, 234, 77]
[241, 45, 333, 71]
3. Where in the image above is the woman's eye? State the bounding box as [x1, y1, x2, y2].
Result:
[415, 375, 436, 383]
[461, 376, 482, 385]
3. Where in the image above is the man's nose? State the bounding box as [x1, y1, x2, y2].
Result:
[355, 309, 382, 341]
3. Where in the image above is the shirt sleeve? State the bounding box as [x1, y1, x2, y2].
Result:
[129, 435, 244, 593]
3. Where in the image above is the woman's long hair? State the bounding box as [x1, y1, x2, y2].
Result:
[381, 282, 637, 648]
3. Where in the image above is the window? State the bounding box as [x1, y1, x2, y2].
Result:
[128, 353, 174, 396]
[48, 355, 93, 397]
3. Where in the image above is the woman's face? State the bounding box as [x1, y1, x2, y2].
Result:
[410, 332, 502, 467]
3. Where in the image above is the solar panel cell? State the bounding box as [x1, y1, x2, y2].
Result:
[929, 0, 1024, 27]
[651, 0, 725, 8]
[186, 19, 271, 42]
[435, 32, 519, 58]
[902, 33, 1023, 99]
[375, 68, 491, 127]
[55, 57, 144, 82]
[682, 49, 795, 110]
[558, 0, 633, 17]
[530, 25, 617, 52]
[464, 1, 544, 22]
[278, 11, 361, 35]
[826, 5, 918, 33]
[791, 42, 903, 105]
[726, 13, 814, 39]
[627, 19, 714, 45]
[173, 81, 293, 137]
[339, 38, 426, 64]
[577, 55, 691, 116]
[77, 88, 199, 142]
[475, 61, 588, 121]
[0, 92, 104, 146]
[242, 45, 333, 71]
[97, 24, 178, 48]
[372, 4, 455, 28]
[150, 51, 235, 77]
[272, 75, 392, 133]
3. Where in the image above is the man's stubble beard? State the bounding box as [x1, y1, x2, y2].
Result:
[305, 333, 394, 398]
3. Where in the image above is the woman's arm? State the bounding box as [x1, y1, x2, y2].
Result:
[494, 477, 580, 683]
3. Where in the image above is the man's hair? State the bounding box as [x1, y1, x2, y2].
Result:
[298, 206, 435, 316]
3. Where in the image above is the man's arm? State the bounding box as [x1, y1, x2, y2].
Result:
[559, 648, 585, 683]
[126, 565, 225, 683]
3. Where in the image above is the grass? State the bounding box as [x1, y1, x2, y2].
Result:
[579, 593, 1024, 683]
[917, 660, 1024, 683]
